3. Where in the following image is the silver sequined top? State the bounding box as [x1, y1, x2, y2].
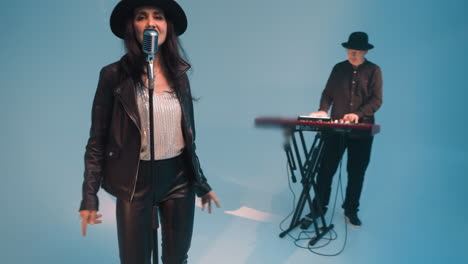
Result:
[135, 83, 185, 160]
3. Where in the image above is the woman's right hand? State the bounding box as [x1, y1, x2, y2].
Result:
[79, 210, 102, 236]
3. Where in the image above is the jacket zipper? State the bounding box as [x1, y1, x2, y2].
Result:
[180, 99, 202, 184]
[115, 93, 141, 202]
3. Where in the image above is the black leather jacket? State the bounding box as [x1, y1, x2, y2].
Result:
[80, 58, 212, 211]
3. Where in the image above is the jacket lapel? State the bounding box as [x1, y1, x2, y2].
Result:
[113, 78, 141, 130]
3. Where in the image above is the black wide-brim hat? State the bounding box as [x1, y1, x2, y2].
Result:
[341, 32, 374, 50]
[110, 0, 187, 39]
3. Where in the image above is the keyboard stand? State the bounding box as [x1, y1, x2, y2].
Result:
[279, 128, 334, 245]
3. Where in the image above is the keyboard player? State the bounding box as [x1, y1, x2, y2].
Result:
[308, 32, 383, 227]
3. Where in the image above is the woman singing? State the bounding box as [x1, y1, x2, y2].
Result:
[78, 0, 220, 263]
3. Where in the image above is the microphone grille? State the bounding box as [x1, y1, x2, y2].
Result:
[143, 29, 158, 55]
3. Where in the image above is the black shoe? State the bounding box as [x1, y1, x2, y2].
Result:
[345, 213, 362, 228]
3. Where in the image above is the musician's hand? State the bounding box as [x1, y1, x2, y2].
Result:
[79, 210, 102, 236]
[342, 113, 359, 123]
[201, 191, 221, 214]
[308, 111, 329, 118]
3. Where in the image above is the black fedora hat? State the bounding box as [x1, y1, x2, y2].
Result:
[110, 0, 187, 39]
[341, 32, 374, 50]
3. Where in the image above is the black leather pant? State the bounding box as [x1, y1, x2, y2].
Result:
[313, 134, 374, 214]
[116, 154, 195, 264]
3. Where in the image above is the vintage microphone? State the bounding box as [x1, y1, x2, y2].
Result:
[143, 29, 158, 90]
[143, 28, 160, 264]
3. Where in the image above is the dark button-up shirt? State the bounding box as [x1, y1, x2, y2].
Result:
[319, 60, 383, 124]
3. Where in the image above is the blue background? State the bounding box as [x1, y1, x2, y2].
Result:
[0, 0, 467, 263]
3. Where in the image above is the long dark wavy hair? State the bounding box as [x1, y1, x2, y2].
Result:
[121, 12, 192, 101]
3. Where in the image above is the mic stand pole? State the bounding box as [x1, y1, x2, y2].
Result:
[147, 56, 159, 264]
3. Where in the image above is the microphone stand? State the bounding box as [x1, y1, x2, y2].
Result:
[147, 55, 155, 163]
[146, 55, 159, 264]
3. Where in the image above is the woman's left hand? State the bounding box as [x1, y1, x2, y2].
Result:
[201, 191, 221, 213]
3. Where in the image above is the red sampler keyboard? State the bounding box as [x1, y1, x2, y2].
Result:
[255, 117, 380, 136]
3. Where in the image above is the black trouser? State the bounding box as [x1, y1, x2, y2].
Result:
[116, 154, 195, 264]
[313, 134, 373, 215]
